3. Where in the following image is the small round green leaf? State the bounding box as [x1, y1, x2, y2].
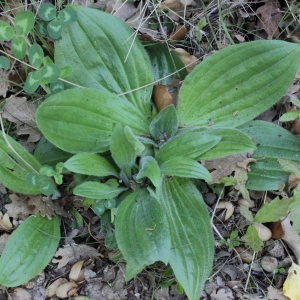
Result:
[24, 70, 41, 94]
[104, 198, 116, 209]
[28, 44, 44, 68]
[59, 65, 73, 78]
[0, 56, 10, 70]
[26, 173, 41, 188]
[0, 20, 15, 41]
[11, 36, 27, 59]
[35, 20, 48, 35]
[57, 8, 77, 24]
[47, 18, 62, 39]
[38, 3, 56, 21]
[92, 199, 106, 216]
[39, 63, 60, 84]
[15, 11, 35, 35]
[50, 80, 64, 93]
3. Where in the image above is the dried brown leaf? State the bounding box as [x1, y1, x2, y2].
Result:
[52, 244, 103, 269]
[0, 212, 14, 231]
[0, 69, 12, 98]
[2, 96, 41, 142]
[5, 193, 34, 220]
[153, 84, 173, 111]
[170, 25, 187, 41]
[256, 0, 281, 39]
[174, 48, 198, 73]
[267, 285, 289, 300]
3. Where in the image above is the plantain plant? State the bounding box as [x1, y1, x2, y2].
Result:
[1, 4, 300, 300]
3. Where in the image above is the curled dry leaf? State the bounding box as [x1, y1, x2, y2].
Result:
[170, 25, 187, 41]
[159, 0, 193, 20]
[256, 0, 281, 39]
[5, 193, 34, 220]
[174, 48, 198, 73]
[69, 260, 85, 282]
[47, 278, 67, 298]
[2, 96, 41, 142]
[12, 287, 32, 300]
[253, 223, 272, 242]
[153, 84, 173, 111]
[214, 201, 234, 221]
[0, 212, 15, 231]
[56, 282, 78, 298]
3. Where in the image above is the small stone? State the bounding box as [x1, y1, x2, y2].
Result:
[204, 193, 217, 206]
[267, 241, 284, 257]
[260, 256, 278, 273]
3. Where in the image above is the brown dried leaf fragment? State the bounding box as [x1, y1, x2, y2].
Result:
[174, 48, 198, 73]
[153, 84, 173, 111]
[256, 0, 281, 39]
[2, 96, 41, 142]
[5, 193, 34, 220]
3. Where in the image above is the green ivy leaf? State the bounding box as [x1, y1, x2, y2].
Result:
[11, 36, 27, 59]
[135, 156, 161, 187]
[36, 88, 150, 153]
[47, 18, 63, 39]
[149, 105, 179, 141]
[254, 197, 292, 223]
[0, 214, 60, 287]
[15, 11, 35, 35]
[24, 70, 41, 94]
[178, 41, 300, 128]
[0, 20, 15, 41]
[54, 4, 153, 118]
[158, 177, 214, 300]
[160, 157, 212, 181]
[38, 3, 57, 21]
[115, 189, 170, 280]
[39, 63, 61, 84]
[156, 132, 221, 163]
[64, 153, 118, 177]
[239, 121, 300, 190]
[110, 124, 145, 177]
[73, 181, 127, 199]
[242, 225, 263, 252]
[28, 44, 44, 68]
[0, 56, 10, 70]
[57, 8, 77, 24]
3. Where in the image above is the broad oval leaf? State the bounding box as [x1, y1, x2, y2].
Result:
[0, 20, 15, 41]
[54, 4, 153, 118]
[0, 214, 60, 287]
[0, 133, 41, 194]
[115, 189, 170, 279]
[73, 181, 127, 199]
[28, 44, 44, 68]
[35, 88, 150, 153]
[158, 177, 214, 300]
[64, 153, 118, 177]
[239, 120, 300, 190]
[156, 132, 221, 163]
[160, 157, 212, 180]
[178, 41, 300, 128]
[177, 127, 256, 160]
[15, 11, 35, 35]
[11, 36, 27, 59]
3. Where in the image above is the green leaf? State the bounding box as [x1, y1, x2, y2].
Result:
[73, 181, 127, 199]
[50, 80, 64, 93]
[91, 199, 106, 216]
[144, 42, 187, 85]
[110, 124, 145, 177]
[239, 206, 254, 222]
[0, 56, 10, 70]
[0, 20, 15, 41]
[38, 3, 57, 21]
[35, 20, 48, 35]
[289, 197, 300, 233]
[57, 8, 77, 24]
[135, 156, 161, 188]
[64, 153, 118, 177]
[158, 177, 214, 300]
[59, 65, 72, 78]
[15, 11, 35, 35]
[54, 4, 153, 118]
[0, 214, 60, 287]
[104, 198, 116, 209]
[47, 18, 63, 39]
[279, 110, 299, 122]
[178, 41, 300, 128]
[149, 105, 179, 141]
[185, 127, 256, 160]
[254, 197, 292, 223]
[40, 179, 56, 196]
[242, 225, 263, 252]
[39, 63, 61, 84]
[278, 158, 300, 178]
[26, 173, 41, 187]
[35, 88, 150, 153]
[156, 132, 221, 163]
[0, 132, 41, 194]
[24, 70, 41, 94]
[34, 136, 72, 167]
[115, 189, 170, 280]
[28, 44, 44, 68]
[160, 157, 212, 180]
[11, 36, 27, 59]
[239, 121, 300, 190]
